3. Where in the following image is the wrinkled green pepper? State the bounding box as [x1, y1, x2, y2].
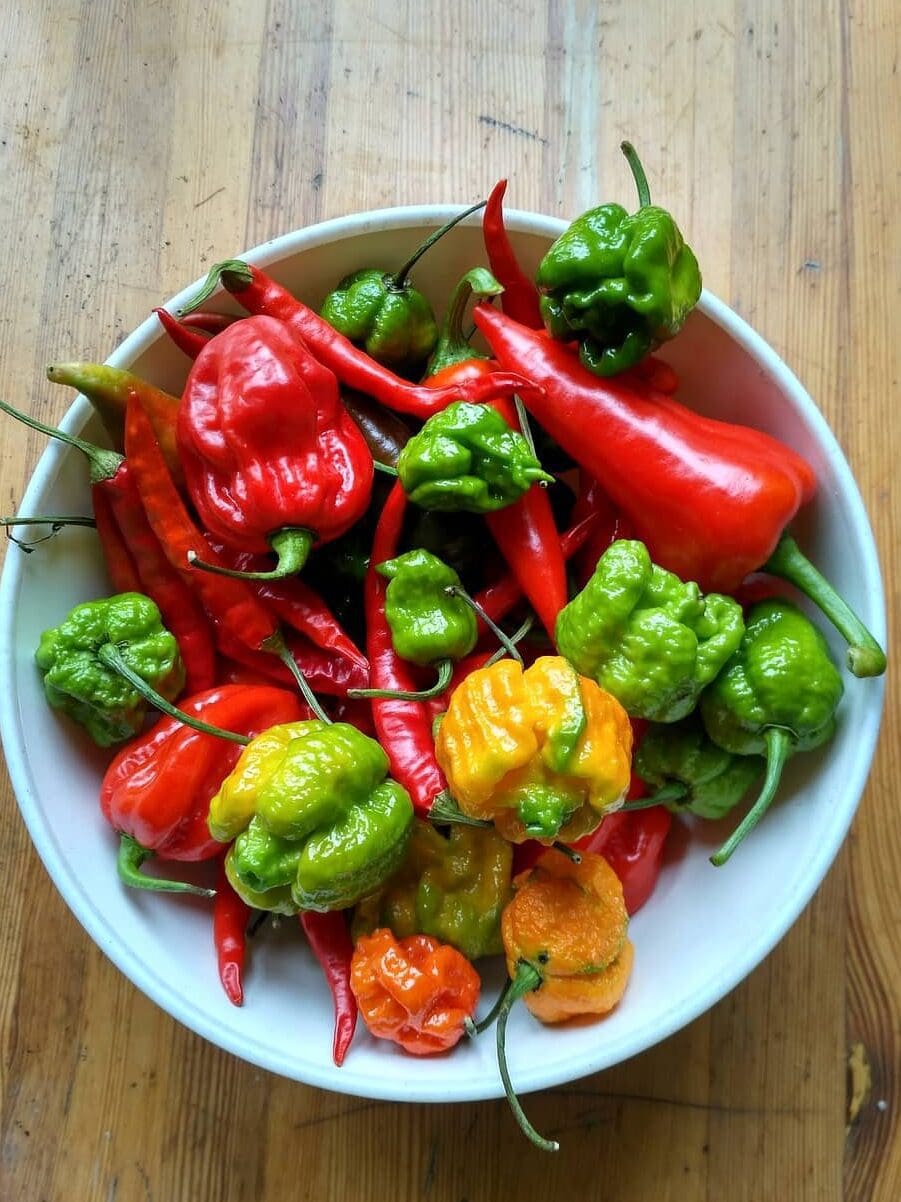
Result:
[380, 549, 477, 667]
[352, 819, 513, 959]
[700, 600, 844, 865]
[208, 721, 414, 912]
[634, 715, 763, 820]
[555, 540, 744, 722]
[397, 401, 553, 512]
[35, 592, 184, 747]
[536, 142, 702, 376]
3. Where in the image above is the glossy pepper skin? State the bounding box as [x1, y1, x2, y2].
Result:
[536, 142, 701, 376]
[178, 315, 374, 576]
[397, 401, 553, 513]
[320, 268, 438, 370]
[353, 820, 513, 960]
[436, 656, 632, 843]
[634, 715, 763, 819]
[700, 600, 844, 865]
[350, 928, 480, 1055]
[555, 540, 745, 722]
[378, 549, 477, 667]
[36, 592, 184, 747]
[208, 720, 414, 913]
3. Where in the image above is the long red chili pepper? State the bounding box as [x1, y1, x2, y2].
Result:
[300, 911, 358, 1066]
[214, 860, 251, 1006]
[575, 806, 673, 915]
[216, 628, 368, 696]
[180, 260, 537, 419]
[91, 488, 142, 593]
[482, 180, 543, 328]
[154, 307, 210, 360]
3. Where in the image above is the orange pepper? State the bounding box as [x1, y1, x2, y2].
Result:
[349, 928, 480, 1055]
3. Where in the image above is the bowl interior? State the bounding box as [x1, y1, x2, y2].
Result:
[0, 210, 886, 1102]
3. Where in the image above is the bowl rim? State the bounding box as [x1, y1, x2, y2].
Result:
[0, 204, 887, 1102]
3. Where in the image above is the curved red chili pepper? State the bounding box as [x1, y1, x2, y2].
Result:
[482, 180, 543, 328]
[214, 860, 251, 1007]
[300, 911, 358, 1066]
[154, 307, 210, 360]
[215, 628, 368, 697]
[91, 488, 142, 594]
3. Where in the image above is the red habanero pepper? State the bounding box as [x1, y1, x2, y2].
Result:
[178, 315, 374, 580]
[483, 180, 543, 328]
[214, 860, 251, 1006]
[300, 911, 358, 1066]
[180, 259, 536, 419]
[575, 808, 672, 916]
[91, 489, 142, 593]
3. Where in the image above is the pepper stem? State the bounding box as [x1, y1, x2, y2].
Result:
[263, 632, 333, 724]
[116, 834, 216, 898]
[446, 585, 524, 665]
[428, 791, 492, 829]
[762, 535, 886, 677]
[621, 783, 688, 811]
[620, 141, 652, 209]
[179, 259, 254, 313]
[373, 460, 399, 477]
[0, 397, 122, 484]
[1, 514, 96, 528]
[710, 728, 792, 867]
[188, 528, 314, 582]
[348, 657, 454, 702]
[390, 201, 487, 290]
[425, 267, 502, 376]
[96, 643, 251, 745]
[484, 614, 534, 668]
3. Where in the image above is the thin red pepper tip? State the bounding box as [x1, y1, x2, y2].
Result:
[219, 962, 244, 1007]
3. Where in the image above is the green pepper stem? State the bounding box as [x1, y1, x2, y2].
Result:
[428, 791, 492, 829]
[188, 528, 314, 582]
[710, 728, 792, 867]
[0, 397, 122, 485]
[763, 535, 886, 678]
[373, 460, 399, 476]
[262, 632, 333, 724]
[551, 842, 582, 864]
[425, 267, 502, 376]
[446, 586, 523, 665]
[1, 514, 96, 528]
[96, 643, 251, 745]
[621, 783, 688, 811]
[179, 258, 254, 314]
[116, 834, 216, 898]
[484, 614, 534, 668]
[391, 201, 487, 290]
[620, 141, 651, 209]
[348, 657, 454, 702]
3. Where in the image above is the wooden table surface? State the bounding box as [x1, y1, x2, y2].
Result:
[1, 3, 897, 1199]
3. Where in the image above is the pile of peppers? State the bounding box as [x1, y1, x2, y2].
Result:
[2, 142, 885, 1153]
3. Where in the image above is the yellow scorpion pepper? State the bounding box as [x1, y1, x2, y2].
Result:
[435, 655, 632, 843]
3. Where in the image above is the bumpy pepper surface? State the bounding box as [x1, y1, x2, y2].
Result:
[435, 656, 632, 842]
[319, 268, 438, 370]
[377, 549, 477, 667]
[699, 599, 844, 864]
[397, 401, 553, 512]
[634, 715, 764, 820]
[536, 142, 701, 376]
[353, 820, 513, 960]
[35, 592, 184, 747]
[208, 720, 414, 912]
[555, 539, 744, 722]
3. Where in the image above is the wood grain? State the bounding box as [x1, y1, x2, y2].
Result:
[0, 2, 897, 1199]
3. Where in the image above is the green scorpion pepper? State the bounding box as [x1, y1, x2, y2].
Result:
[536, 141, 702, 377]
[319, 201, 484, 371]
[35, 591, 185, 747]
[555, 540, 745, 722]
[700, 599, 844, 866]
[631, 714, 763, 820]
[208, 720, 414, 912]
[397, 401, 553, 512]
[353, 819, 513, 960]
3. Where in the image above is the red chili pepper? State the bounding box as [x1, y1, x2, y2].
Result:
[575, 807, 672, 915]
[365, 481, 447, 816]
[154, 307, 210, 360]
[214, 859, 251, 1006]
[177, 315, 374, 579]
[300, 911, 358, 1066]
[216, 628, 368, 697]
[180, 311, 236, 335]
[91, 488, 142, 593]
[482, 180, 543, 328]
[473, 304, 817, 594]
[570, 474, 633, 588]
[182, 259, 537, 419]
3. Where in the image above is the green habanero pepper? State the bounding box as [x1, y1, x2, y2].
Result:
[536, 141, 702, 377]
[353, 819, 513, 960]
[699, 600, 844, 866]
[319, 201, 485, 371]
[630, 714, 764, 820]
[555, 540, 744, 722]
[35, 591, 185, 747]
[397, 401, 553, 513]
[208, 720, 414, 912]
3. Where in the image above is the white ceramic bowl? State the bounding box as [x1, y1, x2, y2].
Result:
[0, 208, 886, 1103]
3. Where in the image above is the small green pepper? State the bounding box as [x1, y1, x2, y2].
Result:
[35, 592, 185, 747]
[536, 142, 702, 377]
[208, 720, 414, 912]
[555, 540, 745, 722]
[633, 715, 763, 820]
[700, 600, 844, 865]
[353, 819, 513, 960]
[397, 401, 553, 513]
[379, 549, 477, 667]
